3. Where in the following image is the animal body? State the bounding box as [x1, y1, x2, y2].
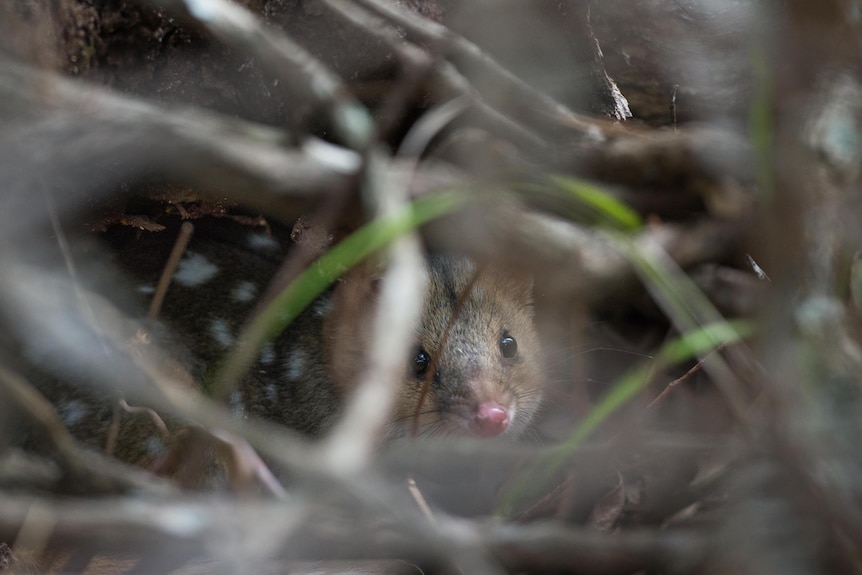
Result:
[50, 215, 544, 465]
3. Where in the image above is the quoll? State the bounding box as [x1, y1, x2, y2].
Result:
[56, 216, 545, 463]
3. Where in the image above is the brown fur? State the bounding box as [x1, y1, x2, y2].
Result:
[27, 221, 545, 472]
[324, 257, 544, 440]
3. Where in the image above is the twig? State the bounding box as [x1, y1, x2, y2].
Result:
[152, 0, 374, 150]
[319, 150, 426, 474]
[428, 202, 746, 308]
[316, 0, 438, 142]
[407, 475, 438, 527]
[0, 365, 88, 478]
[147, 222, 194, 321]
[647, 344, 726, 411]
[349, 0, 602, 144]
[623, 233, 753, 429]
[41, 184, 112, 358]
[208, 429, 289, 499]
[0, 494, 711, 573]
[0, 58, 354, 227]
[118, 399, 171, 441]
[0, 364, 174, 496]
[0, 261, 315, 479]
[318, 0, 579, 151]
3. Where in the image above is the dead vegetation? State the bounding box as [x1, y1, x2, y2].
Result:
[1, 0, 862, 573]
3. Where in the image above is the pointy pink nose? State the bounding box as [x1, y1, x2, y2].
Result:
[470, 403, 510, 437]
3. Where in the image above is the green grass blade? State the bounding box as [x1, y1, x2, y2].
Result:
[497, 227, 754, 516]
[497, 319, 753, 517]
[208, 192, 466, 399]
[550, 176, 643, 231]
[554, 320, 754, 458]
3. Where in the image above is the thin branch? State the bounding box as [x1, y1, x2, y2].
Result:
[0, 261, 316, 479]
[0, 365, 177, 496]
[147, 222, 194, 322]
[348, 0, 603, 144]
[647, 345, 726, 411]
[0, 365, 89, 479]
[0, 58, 355, 228]
[423, 201, 747, 307]
[0, 494, 711, 574]
[152, 0, 375, 150]
[317, 0, 437, 142]
[318, 150, 426, 474]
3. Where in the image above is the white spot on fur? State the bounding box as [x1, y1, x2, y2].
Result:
[259, 342, 275, 365]
[174, 252, 219, 287]
[248, 233, 279, 251]
[185, 0, 218, 21]
[231, 280, 258, 303]
[265, 383, 278, 402]
[313, 297, 333, 317]
[229, 390, 245, 414]
[145, 436, 166, 457]
[137, 284, 155, 295]
[57, 400, 87, 426]
[210, 318, 234, 348]
[284, 349, 305, 381]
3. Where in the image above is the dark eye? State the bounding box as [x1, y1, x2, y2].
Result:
[414, 349, 431, 378]
[500, 332, 518, 359]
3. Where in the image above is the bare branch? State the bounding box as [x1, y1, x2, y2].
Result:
[150, 0, 375, 150]
[0, 58, 356, 230]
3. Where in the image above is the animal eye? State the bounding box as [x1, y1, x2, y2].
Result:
[499, 333, 518, 359]
[414, 349, 431, 377]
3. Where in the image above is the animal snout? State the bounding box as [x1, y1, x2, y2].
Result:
[469, 403, 510, 437]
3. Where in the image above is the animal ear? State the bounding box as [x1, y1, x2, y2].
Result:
[486, 265, 534, 306]
[515, 273, 535, 303]
[514, 274, 535, 316]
